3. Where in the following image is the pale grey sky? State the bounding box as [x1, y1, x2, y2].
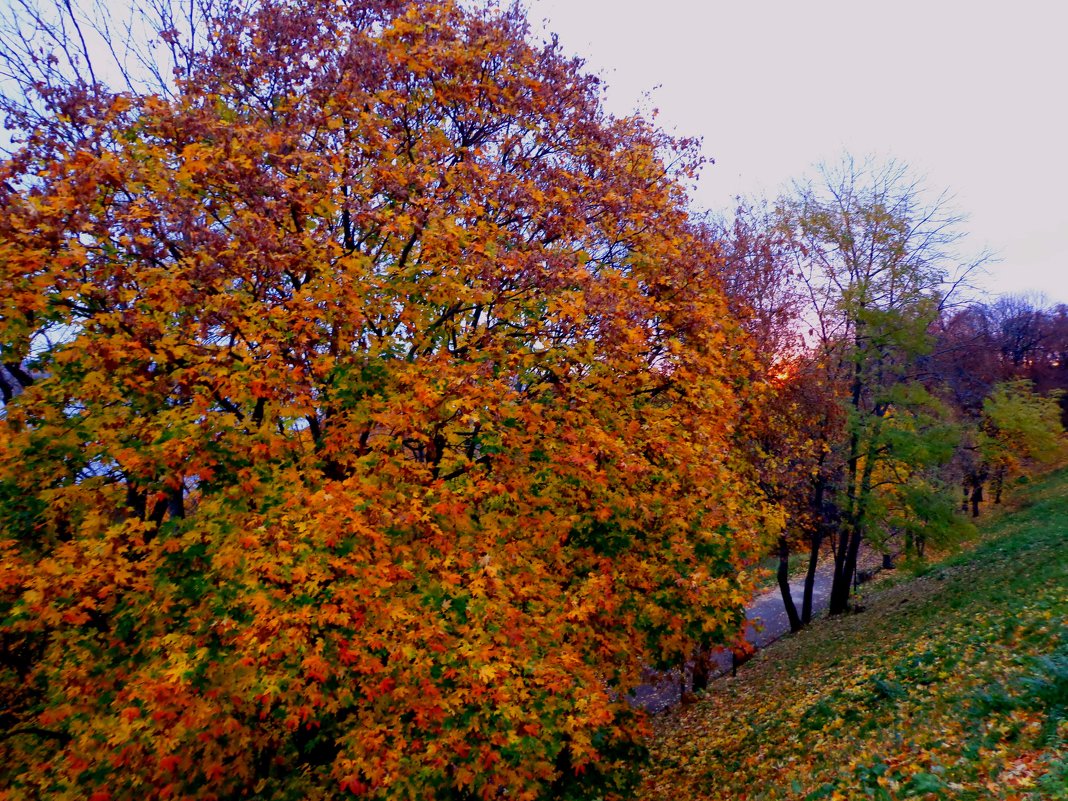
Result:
[525, 0, 1067, 304]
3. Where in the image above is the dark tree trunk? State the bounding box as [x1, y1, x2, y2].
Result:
[167, 485, 185, 519]
[829, 528, 848, 615]
[776, 535, 802, 633]
[970, 480, 983, 517]
[831, 405, 883, 616]
[801, 528, 822, 625]
[149, 496, 168, 528]
[802, 472, 830, 626]
[828, 524, 862, 615]
[731, 646, 753, 676]
[125, 481, 147, 520]
[691, 645, 712, 693]
[833, 389, 864, 616]
[2, 361, 34, 389]
[992, 465, 1005, 505]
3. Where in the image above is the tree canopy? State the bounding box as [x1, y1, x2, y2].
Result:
[0, 1, 770, 798]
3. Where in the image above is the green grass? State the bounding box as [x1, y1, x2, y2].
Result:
[642, 468, 1068, 800]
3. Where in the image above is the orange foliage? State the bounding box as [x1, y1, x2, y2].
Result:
[0, 1, 763, 798]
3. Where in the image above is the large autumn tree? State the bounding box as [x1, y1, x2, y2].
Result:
[703, 201, 831, 635]
[0, 1, 766, 798]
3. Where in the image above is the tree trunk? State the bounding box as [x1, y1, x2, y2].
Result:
[167, 484, 185, 519]
[801, 528, 822, 625]
[992, 465, 1005, 504]
[828, 524, 862, 615]
[970, 480, 983, 517]
[125, 481, 147, 520]
[833, 367, 866, 616]
[691, 645, 712, 693]
[776, 535, 802, 633]
[830, 415, 879, 615]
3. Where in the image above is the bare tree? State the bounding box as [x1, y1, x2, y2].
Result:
[0, 0, 250, 139]
[986, 293, 1051, 370]
[708, 199, 805, 363]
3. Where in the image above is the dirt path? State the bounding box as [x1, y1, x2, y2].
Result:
[629, 565, 836, 713]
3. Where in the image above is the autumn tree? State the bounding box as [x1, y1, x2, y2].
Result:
[0, 1, 764, 799]
[977, 381, 1066, 508]
[985, 296, 1068, 424]
[701, 200, 834, 635]
[744, 357, 842, 633]
[710, 199, 803, 362]
[929, 304, 1000, 414]
[929, 298, 1068, 515]
[779, 155, 981, 615]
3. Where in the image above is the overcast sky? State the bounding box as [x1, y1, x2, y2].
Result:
[524, 0, 1067, 304]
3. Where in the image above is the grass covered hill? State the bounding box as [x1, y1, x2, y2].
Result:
[643, 469, 1068, 800]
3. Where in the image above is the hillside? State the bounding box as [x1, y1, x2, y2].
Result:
[643, 469, 1068, 800]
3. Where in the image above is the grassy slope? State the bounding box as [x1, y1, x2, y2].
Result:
[642, 469, 1068, 801]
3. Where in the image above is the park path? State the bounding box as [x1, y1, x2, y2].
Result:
[629, 564, 836, 713]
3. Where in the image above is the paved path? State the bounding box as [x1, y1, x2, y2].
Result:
[629, 565, 835, 713]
